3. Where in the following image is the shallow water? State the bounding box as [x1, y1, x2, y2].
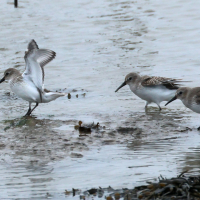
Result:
[0, 0, 200, 199]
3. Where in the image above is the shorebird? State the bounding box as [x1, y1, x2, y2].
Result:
[165, 87, 200, 113]
[165, 87, 200, 129]
[0, 40, 66, 116]
[115, 72, 183, 110]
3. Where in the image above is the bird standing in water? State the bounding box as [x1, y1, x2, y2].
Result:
[115, 72, 183, 110]
[0, 40, 66, 116]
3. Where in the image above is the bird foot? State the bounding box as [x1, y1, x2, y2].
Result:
[24, 114, 31, 117]
[24, 109, 31, 116]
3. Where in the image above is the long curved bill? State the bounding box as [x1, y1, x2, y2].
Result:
[115, 81, 126, 92]
[165, 96, 177, 106]
[0, 77, 5, 83]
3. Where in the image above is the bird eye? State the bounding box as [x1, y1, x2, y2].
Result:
[128, 77, 132, 81]
[179, 91, 183, 95]
[5, 72, 9, 76]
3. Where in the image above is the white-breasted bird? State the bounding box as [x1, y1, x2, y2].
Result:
[0, 40, 66, 116]
[115, 72, 183, 110]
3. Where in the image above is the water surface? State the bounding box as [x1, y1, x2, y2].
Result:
[0, 0, 200, 199]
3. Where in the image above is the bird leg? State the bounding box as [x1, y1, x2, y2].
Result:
[24, 102, 39, 116]
[24, 102, 32, 116]
[29, 102, 39, 115]
[156, 103, 162, 111]
[145, 102, 149, 109]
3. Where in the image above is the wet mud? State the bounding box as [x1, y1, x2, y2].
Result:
[0, 91, 190, 163]
[0, 101, 189, 165]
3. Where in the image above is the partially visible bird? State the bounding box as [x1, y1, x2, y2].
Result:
[165, 87, 200, 114]
[165, 87, 200, 129]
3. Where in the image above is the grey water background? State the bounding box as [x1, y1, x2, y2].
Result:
[0, 0, 200, 199]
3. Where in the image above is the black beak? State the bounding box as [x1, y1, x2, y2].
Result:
[165, 96, 177, 106]
[0, 77, 5, 83]
[115, 81, 126, 92]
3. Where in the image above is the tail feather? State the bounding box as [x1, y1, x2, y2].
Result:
[42, 91, 66, 103]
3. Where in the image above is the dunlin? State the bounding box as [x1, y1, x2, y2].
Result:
[0, 40, 66, 116]
[115, 72, 183, 110]
[165, 87, 200, 129]
[165, 87, 200, 114]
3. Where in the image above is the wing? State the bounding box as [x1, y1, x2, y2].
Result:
[141, 76, 180, 90]
[25, 40, 56, 68]
[26, 39, 39, 50]
[35, 49, 56, 68]
[193, 89, 200, 104]
[23, 40, 56, 93]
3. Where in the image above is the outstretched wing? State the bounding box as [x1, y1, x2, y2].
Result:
[22, 40, 56, 94]
[141, 76, 181, 90]
[26, 40, 56, 68]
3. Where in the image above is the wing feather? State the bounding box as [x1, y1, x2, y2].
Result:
[27, 39, 39, 50]
[194, 91, 200, 104]
[141, 76, 180, 90]
[22, 40, 56, 98]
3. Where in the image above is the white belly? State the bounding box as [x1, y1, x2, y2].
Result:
[10, 81, 41, 103]
[187, 103, 200, 114]
[133, 86, 176, 104]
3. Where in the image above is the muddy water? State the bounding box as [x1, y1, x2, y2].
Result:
[0, 0, 200, 199]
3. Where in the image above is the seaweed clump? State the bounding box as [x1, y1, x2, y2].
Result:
[65, 171, 200, 200]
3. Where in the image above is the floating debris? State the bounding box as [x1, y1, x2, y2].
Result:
[82, 93, 86, 97]
[55, 88, 87, 99]
[74, 121, 105, 135]
[67, 92, 84, 99]
[87, 188, 97, 195]
[72, 188, 81, 197]
[68, 93, 71, 99]
[106, 197, 113, 200]
[64, 190, 71, 195]
[75, 121, 91, 134]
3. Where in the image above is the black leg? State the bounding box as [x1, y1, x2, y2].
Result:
[156, 103, 162, 111]
[29, 102, 39, 115]
[25, 108, 31, 116]
[24, 102, 32, 116]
